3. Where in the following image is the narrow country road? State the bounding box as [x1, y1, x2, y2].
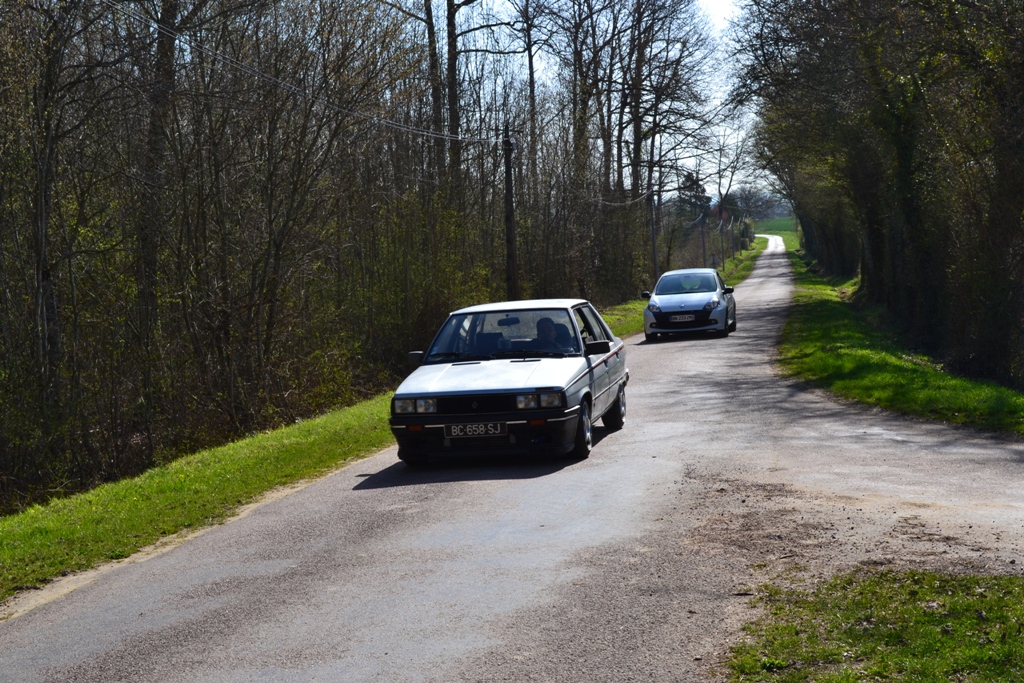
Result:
[2, 235, 1022, 682]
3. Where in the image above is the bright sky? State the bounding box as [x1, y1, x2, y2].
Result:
[698, 0, 739, 33]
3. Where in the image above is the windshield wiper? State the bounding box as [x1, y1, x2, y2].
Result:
[491, 350, 568, 359]
[426, 352, 493, 362]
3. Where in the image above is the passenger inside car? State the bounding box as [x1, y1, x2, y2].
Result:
[553, 323, 575, 348]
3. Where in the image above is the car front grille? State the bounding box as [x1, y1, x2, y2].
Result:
[437, 394, 516, 415]
[652, 310, 713, 329]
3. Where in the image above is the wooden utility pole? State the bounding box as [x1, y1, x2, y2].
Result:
[503, 122, 520, 300]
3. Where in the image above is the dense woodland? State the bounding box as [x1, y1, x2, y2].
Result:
[9, 0, 1023, 512]
[735, 0, 1024, 389]
[1, 0, 766, 509]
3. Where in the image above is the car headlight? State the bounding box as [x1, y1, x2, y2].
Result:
[516, 393, 563, 409]
[394, 398, 437, 414]
[516, 394, 538, 409]
[647, 302, 662, 314]
[703, 296, 720, 311]
[540, 392, 563, 408]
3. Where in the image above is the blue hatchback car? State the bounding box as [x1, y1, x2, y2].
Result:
[641, 268, 736, 342]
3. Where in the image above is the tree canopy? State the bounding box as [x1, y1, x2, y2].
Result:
[735, 0, 1024, 389]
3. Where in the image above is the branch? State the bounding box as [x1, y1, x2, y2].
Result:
[376, 0, 425, 23]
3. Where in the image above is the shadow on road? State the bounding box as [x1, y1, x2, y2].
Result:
[640, 331, 725, 345]
[353, 431, 611, 489]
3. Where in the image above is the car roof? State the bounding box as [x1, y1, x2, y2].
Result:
[658, 268, 717, 277]
[451, 298, 589, 315]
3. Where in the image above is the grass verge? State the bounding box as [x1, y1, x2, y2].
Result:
[722, 236, 770, 285]
[733, 221, 1024, 681]
[731, 570, 1024, 682]
[776, 248, 1024, 434]
[1, 395, 393, 604]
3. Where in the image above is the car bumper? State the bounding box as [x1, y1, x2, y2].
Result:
[644, 309, 726, 334]
[390, 405, 580, 458]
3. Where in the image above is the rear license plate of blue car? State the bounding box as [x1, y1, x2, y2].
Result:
[670, 314, 695, 322]
[445, 422, 507, 438]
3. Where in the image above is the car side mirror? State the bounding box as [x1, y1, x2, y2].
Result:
[641, 291, 651, 299]
[723, 286, 734, 294]
[584, 339, 611, 356]
[407, 351, 424, 367]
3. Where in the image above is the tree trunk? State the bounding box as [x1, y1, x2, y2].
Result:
[135, 0, 180, 455]
[445, 0, 462, 196]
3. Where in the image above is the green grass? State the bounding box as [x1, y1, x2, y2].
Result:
[730, 571, 1024, 682]
[722, 236, 770, 285]
[600, 299, 648, 338]
[0, 395, 393, 603]
[775, 253, 1024, 434]
[755, 217, 802, 252]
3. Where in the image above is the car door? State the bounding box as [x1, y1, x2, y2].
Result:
[588, 303, 626, 405]
[574, 304, 614, 416]
[717, 272, 735, 323]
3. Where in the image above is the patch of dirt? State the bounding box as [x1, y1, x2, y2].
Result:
[685, 475, 1022, 582]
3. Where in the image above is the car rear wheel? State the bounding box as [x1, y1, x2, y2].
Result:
[602, 385, 626, 431]
[571, 401, 592, 459]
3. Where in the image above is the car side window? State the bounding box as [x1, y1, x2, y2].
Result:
[572, 308, 590, 343]
[575, 305, 608, 342]
[586, 304, 613, 340]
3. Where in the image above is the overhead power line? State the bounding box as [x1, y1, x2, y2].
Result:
[97, 0, 502, 144]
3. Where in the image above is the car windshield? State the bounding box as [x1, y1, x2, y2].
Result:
[425, 308, 580, 361]
[655, 272, 718, 295]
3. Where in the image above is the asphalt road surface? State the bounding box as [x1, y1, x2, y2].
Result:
[3, 235, 1023, 682]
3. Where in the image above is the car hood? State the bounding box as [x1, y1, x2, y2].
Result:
[651, 292, 717, 311]
[395, 357, 588, 396]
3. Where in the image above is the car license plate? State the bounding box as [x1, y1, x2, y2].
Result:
[670, 314, 695, 322]
[445, 422, 507, 438]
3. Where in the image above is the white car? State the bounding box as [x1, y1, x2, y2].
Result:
[389, 299, 629, 465]
[642, 268, 736, 342]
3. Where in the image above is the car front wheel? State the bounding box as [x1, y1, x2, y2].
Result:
[571, 401, 592, 459]
[602, 385, 626, 431]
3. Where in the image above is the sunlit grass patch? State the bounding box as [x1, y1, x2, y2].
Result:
[730, 571, 1024, 682]
[600, 299, 648, 339]
[0, 395, 394, 603]
[723, 236, 770, 285]
[755, 217, 801, 252]
[777, 254, 1024, 434]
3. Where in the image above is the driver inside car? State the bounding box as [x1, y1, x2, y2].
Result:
[534, 317, 558, 348]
